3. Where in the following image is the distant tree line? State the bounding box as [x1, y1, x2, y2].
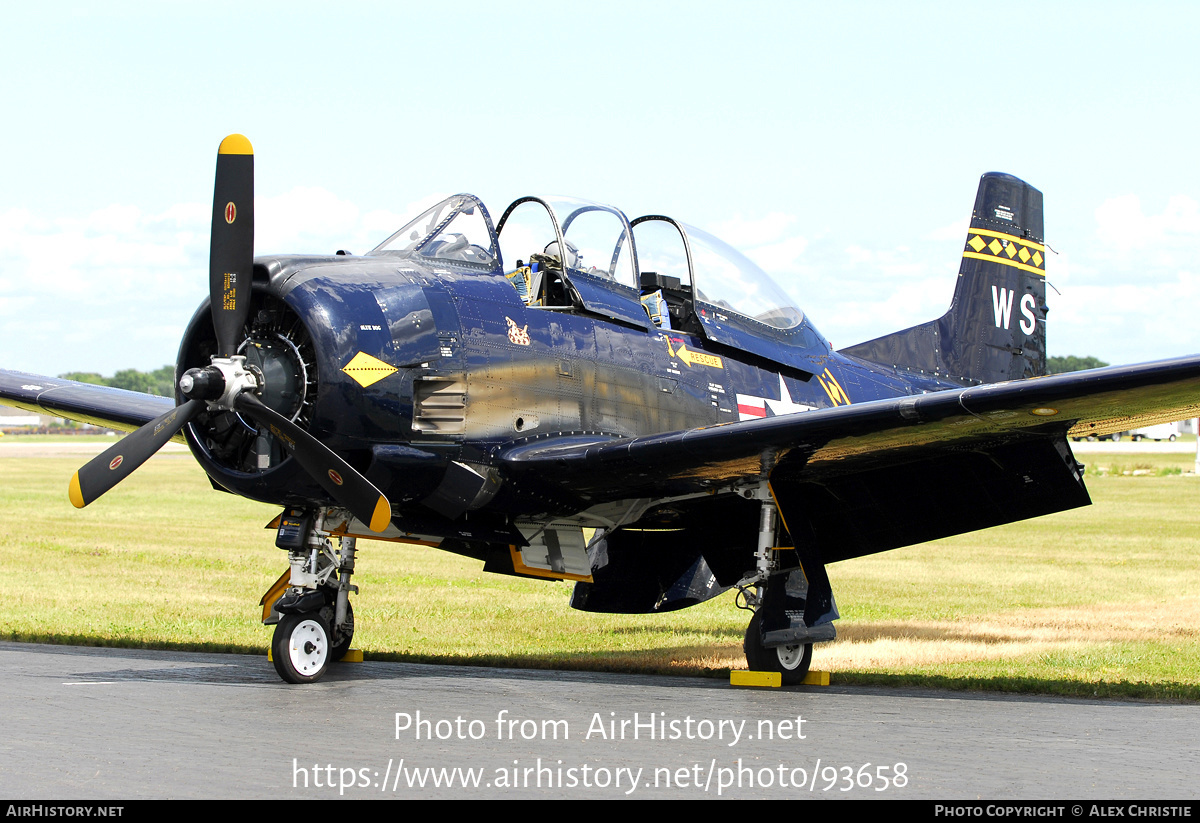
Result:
[1047, 355, 1109, 374]
[58, 366, 174, 397]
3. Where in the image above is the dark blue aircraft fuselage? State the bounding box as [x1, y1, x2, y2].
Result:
[177, 245, 949, 523]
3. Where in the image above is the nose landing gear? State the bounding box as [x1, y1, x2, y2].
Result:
[264, 508, 358, 684]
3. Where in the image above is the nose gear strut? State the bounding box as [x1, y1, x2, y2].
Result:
[267, 507, 359, 683]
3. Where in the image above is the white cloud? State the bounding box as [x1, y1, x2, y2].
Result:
[1052, 269, 1200, 362]
[702, 211, 811, 277]
[5, 186, 1197, 376]
[1093, 194, 1200, 253]
[708, 212, 797, 247]
[0, 199, 219, 373]
[927, 217, 970, 242]
[0, 189, 462, 374]
[83, 203, 142, 235]
[254, 186, 361, 253]
[743, 235, 809, 272]
[254, 188, 451, 255]
[149, 202, 208, 228]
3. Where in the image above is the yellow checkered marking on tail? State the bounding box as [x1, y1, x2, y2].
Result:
[963, 227, 1046, 277]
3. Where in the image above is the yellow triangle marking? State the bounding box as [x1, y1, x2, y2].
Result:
[342, 351, 398, 387]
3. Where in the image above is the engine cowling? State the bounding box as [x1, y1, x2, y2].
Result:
[176, 257, 452, 510]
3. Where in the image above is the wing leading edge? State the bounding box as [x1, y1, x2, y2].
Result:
[500, 356, 1200, 562]
[0, 369, 176, 436]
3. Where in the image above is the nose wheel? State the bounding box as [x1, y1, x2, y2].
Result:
[272, 613, 331, 683]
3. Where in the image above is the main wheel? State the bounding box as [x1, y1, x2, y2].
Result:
[272, 613, 330, 684]
[1112, 432, 1122, 442]
[743, 611, 813, 685]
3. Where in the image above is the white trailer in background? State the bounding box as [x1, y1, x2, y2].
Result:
[1127, 422, 1182, 442]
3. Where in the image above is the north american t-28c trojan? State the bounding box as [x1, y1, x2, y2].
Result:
[4, 135, 1199, 683]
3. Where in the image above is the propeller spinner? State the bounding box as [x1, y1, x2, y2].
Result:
[69, 135, 393, 534]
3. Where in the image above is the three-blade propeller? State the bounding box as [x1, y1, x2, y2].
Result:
[69, 135, 393, 533]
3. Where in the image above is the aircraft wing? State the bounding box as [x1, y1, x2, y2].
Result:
[0, 369, 176, 435]
[500, 356, 1200, 562]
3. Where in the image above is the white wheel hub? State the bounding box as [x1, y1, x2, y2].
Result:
[288, 618, 328, 676]
[777, 644, 806, 670]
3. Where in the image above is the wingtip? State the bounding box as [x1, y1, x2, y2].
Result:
[218, 134, 253, 155]
[68, 473, 86, 508]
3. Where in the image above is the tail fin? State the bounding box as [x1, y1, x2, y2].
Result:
[841, 172, 1047, 385]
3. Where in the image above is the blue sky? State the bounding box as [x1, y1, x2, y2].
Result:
[2, 1, 1198, 375]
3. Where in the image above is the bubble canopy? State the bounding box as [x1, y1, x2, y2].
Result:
[369, 194, 818, 346]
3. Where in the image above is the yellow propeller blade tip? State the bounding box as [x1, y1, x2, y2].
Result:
[218, 134, 253, 155]
[369, 496, 392, 533]
[68, 473, 86, 509]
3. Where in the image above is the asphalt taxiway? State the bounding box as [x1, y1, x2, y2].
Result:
[1, 642, 1196, 799]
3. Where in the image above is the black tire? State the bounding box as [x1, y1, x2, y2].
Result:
[329, 601, 354, 662]
[1111, 432, 1122, 442]
[743, 611, 813, 685]
[272, 612, 330, 684]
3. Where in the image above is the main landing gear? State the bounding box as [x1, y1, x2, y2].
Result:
[736, 482, 836, 685]
[744, 610, 813, 685]
[264, 508, 358, 684]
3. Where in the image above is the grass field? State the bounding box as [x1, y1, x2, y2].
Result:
[1, 446, 1198, 699]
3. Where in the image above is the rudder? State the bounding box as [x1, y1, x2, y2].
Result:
[842, 172, 1047, 385]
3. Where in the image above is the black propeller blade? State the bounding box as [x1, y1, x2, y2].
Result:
[235, 393, 393, 533]
[66, 133, 254, 511]
[69, 399, 203, 508]
[69, 133, 394, 534]
[210, 134, 255, 358]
